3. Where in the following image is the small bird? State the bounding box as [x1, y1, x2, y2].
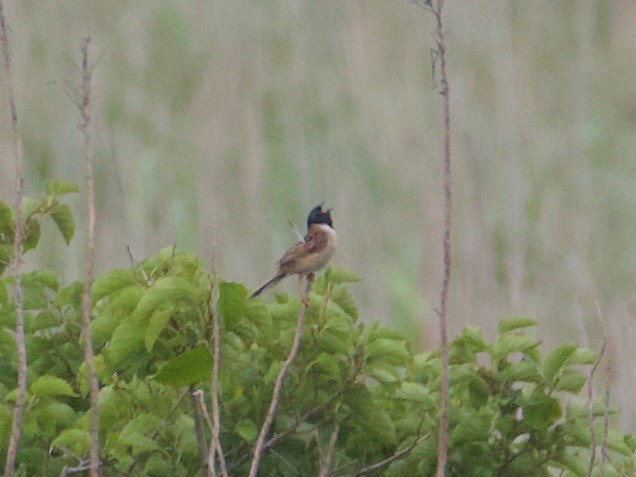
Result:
[251, 203, 336, 298]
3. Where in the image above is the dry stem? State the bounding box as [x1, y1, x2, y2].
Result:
[350, 432, 431, 476]
[427, 1, 452, 475]
[318, 424, 339, 477]
[78, 36, 101, 477]
[0, 2, 28, 474]
[248, 275, 313, 477]
[587, 338, 607, 476]
[599, 369, 611, 477]
[190, 385, 209, 477]
[207, 269, 228, 477]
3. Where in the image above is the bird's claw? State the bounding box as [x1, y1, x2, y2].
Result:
[302, 296, 310, 307]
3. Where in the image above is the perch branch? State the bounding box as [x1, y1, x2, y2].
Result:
[248, 274, 314, 477]
[207, 266, 228, 477]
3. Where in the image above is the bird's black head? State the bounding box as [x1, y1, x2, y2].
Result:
[307, 203, 333, 228]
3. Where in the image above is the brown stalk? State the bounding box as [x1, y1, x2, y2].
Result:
[248, 275, 313, 477]
[189, 385, 208, 477]
[193, 389, 228, 477]
[207, 267, 228, 477]
[0, 2, 27, 474]
[419, 0, 453, 475]
[78, 37, 101, 477]
[350, 432, 432, 476]
[599, 369, 611, 477]
[586, 337, 606, 477]
[318, 424, 339, 477]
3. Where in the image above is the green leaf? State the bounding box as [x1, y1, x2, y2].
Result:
[365, 338, 410, 365]
[497, 360, 541, 383]
[491, 334, 540, 361]
[0, 200, 13, 237]
[218, 281, 247, 329]
[363, 362, 400, 383]
[498, 316, 537, 333]
[50, 203, 75, 244]
[106, 320, 145, 365]
[325, 266, 362, 284]
[145, 309, 172, 352]
[22, 197, 44, 218]
[395, 382, 431, 403]
[52, 429, 90, 456]
[553, 369, 587, 394]
[93, 268, 138, 302]
[135, 276, 203, 318]
[155, 346, 212, 386]
[264, 361, 284, 384]
[313, 353, 341, 382]
[45, 179, 79, 196]
[523, 391, 562, 429]
[330, 286, 358, 319]
[454, 326, 488, 352]
[23, 217, 41, 252]
[0, 280, 7, 305]
[543, 344, 578, 380]
[30, 375, 77, 397]
[564, 347, 597, 366]
[55, 281, 83, 307]
[119, 414, 162, 453]
[236, 419, 258, 442]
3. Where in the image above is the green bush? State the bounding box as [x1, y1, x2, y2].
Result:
[0, 184, 633, 476]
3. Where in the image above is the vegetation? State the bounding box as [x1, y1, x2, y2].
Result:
[0, 191, 633, 475]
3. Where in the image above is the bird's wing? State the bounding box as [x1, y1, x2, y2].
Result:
[278, 231, 329, 273]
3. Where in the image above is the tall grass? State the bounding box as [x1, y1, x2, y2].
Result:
[0, 0, 633, 430]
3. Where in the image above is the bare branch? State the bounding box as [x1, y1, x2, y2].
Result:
[193, 389, 228, 477]
[350, 433, 431, 476]
[0, 2, 28, 474]
[77, 36, 101, 477]
[318, 424, 339, 477]
[190, 385, 209, 477]
[249, 275, 314, 477]
[418, 1, 453, 476]
[208, 261, 228, 477]
[587, 302, 607, 477]
[60, 460, 103, 477]
[599, 369, 611, 477]
[586, 337, 606, 477]
[288, 220, 305, 243]
[127, 245, 151, 285]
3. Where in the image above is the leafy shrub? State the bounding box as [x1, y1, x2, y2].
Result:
[0, 184, 633, 476]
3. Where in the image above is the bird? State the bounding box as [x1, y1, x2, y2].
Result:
[251, 203, 336, 298]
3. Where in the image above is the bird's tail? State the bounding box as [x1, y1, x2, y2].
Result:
[251, 273, 286, 298]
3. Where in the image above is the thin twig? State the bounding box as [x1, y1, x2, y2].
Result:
[190, 385, 209, 477]
[586, 338, 606, 476]
[0, 2, 27, 474]
[288, 220, 305, 243]
[587, 303, 607, 477]
[318, 424, 340, 477]
[349, 433, 431, 476]
[600, 449, 629, 477]
[599, 369, 611, 477]
[248, 275, 314, 477]
[78, 36, 101, 477]
[194, 389, 228, 477]
[60, 460, 103, 477]
[208, 264, 228, 477]
[422, 1, 453, 476]
[126, 245, 150, 285]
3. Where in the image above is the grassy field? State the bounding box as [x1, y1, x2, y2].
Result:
[0, 1, 634, 430]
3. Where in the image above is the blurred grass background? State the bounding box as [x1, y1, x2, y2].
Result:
[0, 1, 634, 430]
